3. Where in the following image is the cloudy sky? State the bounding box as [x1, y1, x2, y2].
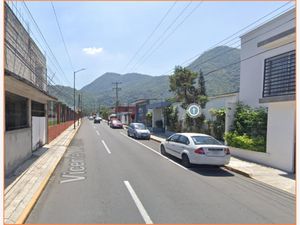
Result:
[6, 1, 294, 89]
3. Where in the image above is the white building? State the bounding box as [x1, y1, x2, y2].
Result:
[5, 3, 56, 176]
[236, 9, 295, 172]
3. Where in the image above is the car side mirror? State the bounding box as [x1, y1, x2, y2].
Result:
[166, 137, 171, 142]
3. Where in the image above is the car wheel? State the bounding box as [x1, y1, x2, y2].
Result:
[182, 154, 191, 168]
[160, 145, 167, 156]
[134, 133, 137, 139]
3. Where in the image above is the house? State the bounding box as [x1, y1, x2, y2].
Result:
[132, 99, 150, 124]
[113, 105, 136, 124]
[4, 3, 57, 176]
[236, 8, 295, 172]
[148, 101, 172, 132]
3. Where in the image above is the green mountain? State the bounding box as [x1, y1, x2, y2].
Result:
[80, 72, 173, 106]
[187, 46, 240, 96]
[48, 85, 97, 112]
[48, 46, 240, 112]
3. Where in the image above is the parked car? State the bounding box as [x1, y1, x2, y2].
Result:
[160, 133, 230, 167]
[89, 116, 94, 120]
[110, 119, 123, 129]
[127, 123, 151, 140]
[94, 117, 101, 123]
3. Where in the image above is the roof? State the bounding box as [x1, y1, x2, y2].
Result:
[5, 69, 57, 101]
[148, 101, 171, 109]
[240, 8, 295, 39]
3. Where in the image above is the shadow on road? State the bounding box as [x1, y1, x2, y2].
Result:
[166, 154, 234, 177]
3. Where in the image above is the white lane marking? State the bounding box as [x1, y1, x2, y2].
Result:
[101, 140, 111, 154]
[120, 133, 188, 171]
[96, 130, 100, 136]
[93, 126, 96, 129]
[124, 181, 153, 224]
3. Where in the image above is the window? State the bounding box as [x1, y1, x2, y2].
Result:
[178, 135, 190, 145]
[192, 136, 222, 145]
[263, 50, 295, 98]
[168, 134, 180, 142]
[134, 123, 146, 129]
[32, 101, 45, 117]
[5, 92, 29, 131]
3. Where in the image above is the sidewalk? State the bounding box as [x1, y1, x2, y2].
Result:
[4, 121, 81, 224]
[150, 134, 295, 195]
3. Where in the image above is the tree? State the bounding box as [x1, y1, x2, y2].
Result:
[169, 67, 208, 132]
[196, 70, 208, 109]
[169, 66, 198, 108]
[100, 107, 110, 120]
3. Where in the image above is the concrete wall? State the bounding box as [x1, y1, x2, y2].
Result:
[266, 101, 295, 172]
[229, 100, 295, 172]
[5, 3, 47, 92]
[204, 93, 239, 120]
[5, 128, 31, 176]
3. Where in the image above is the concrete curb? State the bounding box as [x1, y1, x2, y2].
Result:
[150, 136, 163, 143]
[224, 165, 252, 178]
[14, 122, 82, 224]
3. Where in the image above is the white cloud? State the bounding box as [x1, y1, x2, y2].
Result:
[82, 47, 103, 55]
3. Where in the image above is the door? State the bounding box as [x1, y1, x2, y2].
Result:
[165, 134, 180, 156]
[32, 101, 46, 151]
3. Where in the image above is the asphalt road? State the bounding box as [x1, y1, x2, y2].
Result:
[26, 119, 295, 224]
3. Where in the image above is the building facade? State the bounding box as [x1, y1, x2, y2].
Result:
[4, 3, 56, 176]
[237, 9, 295, 172]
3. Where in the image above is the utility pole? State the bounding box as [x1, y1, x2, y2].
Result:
[78, 94, 80, 126]
[112, 82, 122, 115]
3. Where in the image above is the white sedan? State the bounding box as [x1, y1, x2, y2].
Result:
[160, 133, 230, 167]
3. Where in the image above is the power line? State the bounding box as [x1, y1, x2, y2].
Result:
[163, 1, 294, 75]
[5, 28, 74, 102]
[50, 1, 75, 71]
[187, 15, 295, 73]
[132, 1, 203, 72]
[22, 1, 72, 85]
[122, 1, 178, 73]
[4, 14, 73, 100]
[204, 40, 295, 80]
[9, 2, 69, 86]
[129, 1, 194, 72]
[112, 82, 122, 114]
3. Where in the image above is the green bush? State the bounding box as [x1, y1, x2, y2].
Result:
[224, 132, 266, 152]
[233, 102, 267, 137]
[210, 108, 225, 141]
[225, 102, 267, 152]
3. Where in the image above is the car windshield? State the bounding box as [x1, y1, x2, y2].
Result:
[191, 136, 222, 145]
[134, 124, 146, 129]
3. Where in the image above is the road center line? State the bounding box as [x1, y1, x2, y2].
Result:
[119, 133, 188, 171]
[123, 181, 153, 224]
[101, 140, 111, 154]
[96, 130, 100, 136]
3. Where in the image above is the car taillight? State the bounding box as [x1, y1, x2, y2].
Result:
[194, 148, 205, 154]
[224, 148, 230, 155]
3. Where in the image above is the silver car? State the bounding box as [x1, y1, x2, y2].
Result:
[160, 133, 230, 167]
[127, 123, 151, 140]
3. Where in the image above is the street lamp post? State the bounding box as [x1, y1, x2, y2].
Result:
[74, 68, 86, 129]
